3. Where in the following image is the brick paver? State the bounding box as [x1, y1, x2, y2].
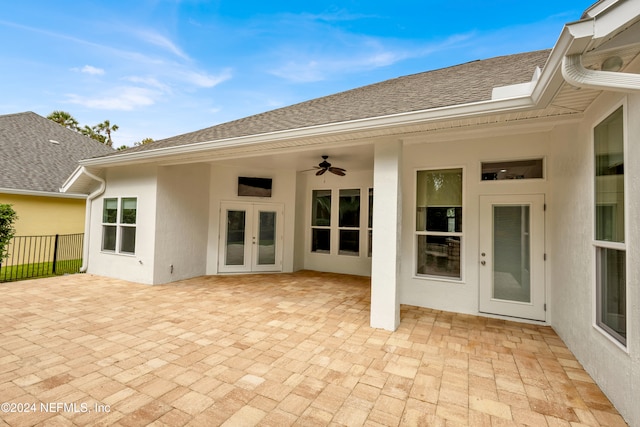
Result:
[0, 271, 627, 426]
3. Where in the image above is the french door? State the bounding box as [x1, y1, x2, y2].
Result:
[219, 202, 283, 273]
[479, 194, 546, 321]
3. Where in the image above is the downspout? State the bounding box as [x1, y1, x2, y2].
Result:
[78, 167, 106, 273]
[562, 53, 640, 92]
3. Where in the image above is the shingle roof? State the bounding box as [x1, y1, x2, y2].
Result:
[120, 49, 551, 155]
[0, 112, 114, 193]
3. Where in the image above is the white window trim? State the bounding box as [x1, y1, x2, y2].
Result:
[591, 99, 629, 351]
[413, 166, 466, 283]
[101, 196, 138, 256]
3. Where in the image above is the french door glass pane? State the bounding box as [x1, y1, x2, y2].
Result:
[225, 210, 245, 265]
[493, 205, 531, 303]
[598, 247, 626, 343]
[416, 235, 461, 278]
[257, 211, 276, 265]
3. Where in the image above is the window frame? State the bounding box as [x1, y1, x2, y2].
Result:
[309, 187, 371, 258]
[414, 166, 465, 282]
[592, 102, 628, 349]
[479, 157, 546, 182]
[337, 188, 361, 256]
[310, 189, 332, 254]
[101, 196, 137, 256]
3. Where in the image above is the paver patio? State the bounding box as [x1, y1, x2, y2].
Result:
[0, 271, 627, 426]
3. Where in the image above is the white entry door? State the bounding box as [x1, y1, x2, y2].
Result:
[219, 202, 283, 273]
[479, 194, 545, 321]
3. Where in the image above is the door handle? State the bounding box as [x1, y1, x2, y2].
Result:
[481, 261, 486, 266]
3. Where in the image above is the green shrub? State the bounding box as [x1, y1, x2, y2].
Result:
[0, 204, 18, 262]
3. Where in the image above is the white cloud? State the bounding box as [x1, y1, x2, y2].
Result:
[135, 29, 190, 60]
[124, 76, 172, 93]
[268, 32, 475, 83]
[66, 86, 159, 111]
[180, 68, 233, 88]
[80, 65, 105, 75]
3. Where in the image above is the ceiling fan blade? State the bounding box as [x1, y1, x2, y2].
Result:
[316, 168, 327, 176]
[329, 168, 346, 176]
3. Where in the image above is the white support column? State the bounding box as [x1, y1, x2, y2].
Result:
[370, 140, 402, 331]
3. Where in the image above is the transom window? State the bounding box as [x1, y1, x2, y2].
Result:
[102, 197, 137, 254]
[594, 106, 626, 346]
[415, 168, 463, 279]
[481, 158, 544, 180]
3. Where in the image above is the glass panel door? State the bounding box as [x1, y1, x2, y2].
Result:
[219, 202, 283, 273]
[479, 194, 545, 321]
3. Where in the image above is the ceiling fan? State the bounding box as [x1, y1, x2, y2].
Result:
[311, 155, 346, 176]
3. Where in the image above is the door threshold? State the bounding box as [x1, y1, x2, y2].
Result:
[478, 311, 547, 325]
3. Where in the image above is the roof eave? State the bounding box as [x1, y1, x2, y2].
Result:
[79, 94, 545, 168]
[0, 187, 86, 199]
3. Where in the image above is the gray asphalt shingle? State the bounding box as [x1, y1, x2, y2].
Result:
[120, 49, 551, 155]
[0, 112, 114, 193]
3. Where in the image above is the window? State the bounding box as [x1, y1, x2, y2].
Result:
[102, 197, 137, 254]
[416, 169, 462, 279]
[311, 190, 331, 253]
[594, 107, 626, 346]
[311, 188, 367, 256]
[481, 158, 544, 180]
[339, 189, 360, 256]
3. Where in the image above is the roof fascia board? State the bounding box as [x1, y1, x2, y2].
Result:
[0, 187, 86, 199]
[591, 0, 640, 39]
[60, 165, 105, 195]
[583, 0, 619, 19]
[60, 165, 84, 193]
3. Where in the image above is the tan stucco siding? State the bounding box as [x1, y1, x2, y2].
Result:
[0, 193, 86, 237]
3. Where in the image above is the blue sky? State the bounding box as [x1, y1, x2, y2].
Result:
[1, 1, 593, 147]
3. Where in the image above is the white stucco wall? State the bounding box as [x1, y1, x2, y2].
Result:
[399, 130, 551, 316]
[87, 165, 158, 284]
[549, 91, 640, 426]
[206, 164, 297, 274]
[153, 164, 210, 284]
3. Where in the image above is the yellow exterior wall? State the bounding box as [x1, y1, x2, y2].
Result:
[0, 193, 86, 237]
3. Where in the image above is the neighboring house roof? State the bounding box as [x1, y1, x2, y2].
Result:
[0, 112, 114, 194]
[119, 50, 551, 154]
